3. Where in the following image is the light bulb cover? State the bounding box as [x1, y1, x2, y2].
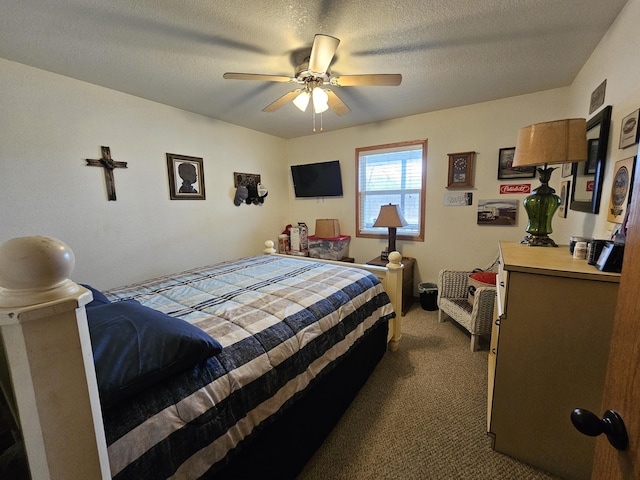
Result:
[312, 87, 329, 113]
[293, 90, 310, 112]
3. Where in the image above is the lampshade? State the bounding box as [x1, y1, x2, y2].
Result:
[312, 87, 329, 114]
[373, 204, 408, 228]
[293, 90, 310, 112]
[512, 118, 587, 167]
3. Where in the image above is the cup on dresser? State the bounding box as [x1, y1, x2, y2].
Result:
[569, 236, 588, 255]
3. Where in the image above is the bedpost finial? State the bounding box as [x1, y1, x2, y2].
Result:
[0, 236, 79, 307]
[263, 240, 276, 254]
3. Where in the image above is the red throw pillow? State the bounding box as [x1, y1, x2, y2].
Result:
[469, 271, 497, 285]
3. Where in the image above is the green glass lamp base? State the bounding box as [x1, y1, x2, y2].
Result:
[521, 166, 561, 247]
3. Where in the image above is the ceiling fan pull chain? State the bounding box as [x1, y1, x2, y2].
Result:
[320, 111, 323, 132]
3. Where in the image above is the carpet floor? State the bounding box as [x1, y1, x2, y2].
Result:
[297, 303, 562, 480]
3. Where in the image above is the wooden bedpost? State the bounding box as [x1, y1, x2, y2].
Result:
[384, 251, 404, 352]
[0, 236, 110, 479]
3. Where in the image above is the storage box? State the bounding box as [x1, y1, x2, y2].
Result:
[308, 235, 350, 260]
[315, 219, 340, 238]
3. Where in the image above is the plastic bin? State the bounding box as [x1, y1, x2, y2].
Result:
[418, 282, 438, 311]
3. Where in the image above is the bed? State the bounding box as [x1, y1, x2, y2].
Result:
[0, 236, 404, 480]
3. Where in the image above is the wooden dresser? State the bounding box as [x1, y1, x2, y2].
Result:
[488, 241, 620, 480]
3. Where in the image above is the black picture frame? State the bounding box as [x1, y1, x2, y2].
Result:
[166, 153, 206, 200]
[497, 147, 536, 180]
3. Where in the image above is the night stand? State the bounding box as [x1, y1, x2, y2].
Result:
[367, 256, 414, 315]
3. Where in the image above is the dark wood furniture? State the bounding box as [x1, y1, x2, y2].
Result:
[367, 256, 414, 315]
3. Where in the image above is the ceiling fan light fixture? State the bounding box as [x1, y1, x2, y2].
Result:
[312, 87, 329, 114]
[293, 90, 310, 112]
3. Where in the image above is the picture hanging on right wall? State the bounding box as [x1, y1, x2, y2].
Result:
[607, 156, 636, 223]
[619, 109, 639, 149]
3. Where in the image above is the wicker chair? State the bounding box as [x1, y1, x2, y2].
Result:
[437, 255, 499, 352]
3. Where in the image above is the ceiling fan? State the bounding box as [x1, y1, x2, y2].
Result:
[223, 34, 402, 116]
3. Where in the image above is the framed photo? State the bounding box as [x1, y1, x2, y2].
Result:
[477, 199, 517, 225]
[447, 151, 475, 188]
[558, 180, 570, 218]
[584, 138, 599, 174]
[166, 153, 206, 200]
[619, 109, 639, 149]
[589, 79, 606, 114]
[497, 147, 536, 179]
[607, 156, 636, 223]
[561, 162, 573, 178]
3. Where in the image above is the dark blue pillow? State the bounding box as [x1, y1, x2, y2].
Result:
[86, 300, 222, 408]
[81, 284, 111, 308]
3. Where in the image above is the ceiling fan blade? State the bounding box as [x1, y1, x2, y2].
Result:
[326, 90, 350, 116]
[308, 34, 340, 75]
[262, 90, 300, 112]
[332, 74, 402, 87]
[223, 72, 294, 83]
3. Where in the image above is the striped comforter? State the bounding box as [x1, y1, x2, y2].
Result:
[101, 254, 394, 479]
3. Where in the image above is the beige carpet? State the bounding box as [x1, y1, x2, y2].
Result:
[297, 304, 561, 480]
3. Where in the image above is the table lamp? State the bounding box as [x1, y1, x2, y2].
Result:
[512, 118, 587, 247]
[373, 204, 408, 258]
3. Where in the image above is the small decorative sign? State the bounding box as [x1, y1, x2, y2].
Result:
[558, 180, 570, 218]
[619, 109, 639, 149]
[587, 181, 595, 192]
[589, 79, 607, 114]
[607, 157, 635, 223]
[499, 184, 531, 195]
[444, 192, 473, 206]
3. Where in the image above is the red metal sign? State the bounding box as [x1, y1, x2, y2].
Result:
[500, 184, 531, 194]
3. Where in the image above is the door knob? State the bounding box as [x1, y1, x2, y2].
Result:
[570, 408, 628, 450]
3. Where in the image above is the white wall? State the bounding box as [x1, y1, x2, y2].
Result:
[2, 0, 639, 293]
[565, 0, 640, 239]
[287, 0, 640, 291]
[0, 58, 288, 289]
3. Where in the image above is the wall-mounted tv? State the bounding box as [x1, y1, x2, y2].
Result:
[290, 160, 343, 198]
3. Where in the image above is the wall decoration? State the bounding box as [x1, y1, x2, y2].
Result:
[477, 199, 518, 225]
[166, 153, 205, 200]
[86, 146, 128, 201]
[589, 79, 606, 114]
[447, 151, 475, 188]
[607, 156, 636, 223]
[561, 162, 573, 178]
[585, 139, 599, 174]
[619, 109, 639, 149]
[499, 184, 530, 195]
[558, 180, 570, 218]
[233, 172, 268, 205]
[444, 192, 473, 206]
[497, 147, 536, 179]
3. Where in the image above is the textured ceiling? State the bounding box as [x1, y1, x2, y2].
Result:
[0, 0, 629, 139]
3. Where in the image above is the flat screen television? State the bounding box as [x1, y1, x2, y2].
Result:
[291, 160, 343, 198]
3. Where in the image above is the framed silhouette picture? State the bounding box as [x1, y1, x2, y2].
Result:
[166, 153, 206, 200]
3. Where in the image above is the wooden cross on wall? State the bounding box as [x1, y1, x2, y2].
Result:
[86, 146, 128, 201]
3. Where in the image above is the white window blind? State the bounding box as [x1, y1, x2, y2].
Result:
[357, 140, 426, 240]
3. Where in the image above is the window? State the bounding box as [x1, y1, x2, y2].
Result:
[356, 140, 427, 241]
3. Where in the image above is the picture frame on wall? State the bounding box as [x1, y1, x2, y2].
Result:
[558, 180, 570, 218]
[561, 162, 573, 178]
[619, 109, 639, 149]
[447, 151, 475, 188]
[497, 147, 536, 179]
[166, 153, 206, 200]
[607, 156, 636, 223]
